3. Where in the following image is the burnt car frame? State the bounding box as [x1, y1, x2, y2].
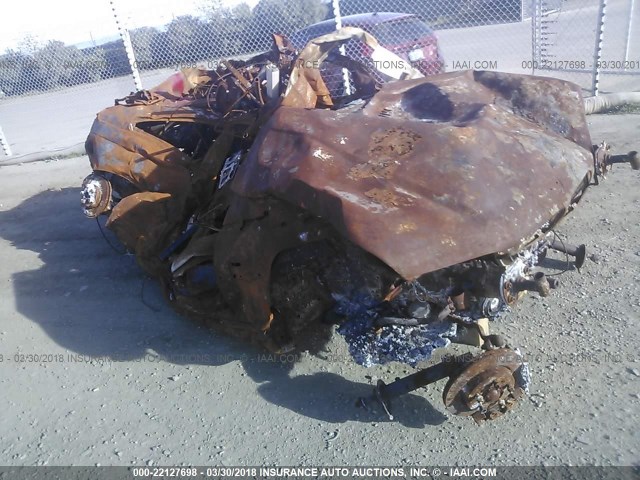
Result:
[81, 27, 637, 424]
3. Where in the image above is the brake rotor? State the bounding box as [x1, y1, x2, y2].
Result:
[81, 173, 112, 218]
[443, 348, 525, 423]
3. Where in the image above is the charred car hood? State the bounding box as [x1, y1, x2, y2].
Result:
[233, 70, 593, 279]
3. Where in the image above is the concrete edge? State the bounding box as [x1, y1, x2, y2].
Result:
[0, 143, 86, 167]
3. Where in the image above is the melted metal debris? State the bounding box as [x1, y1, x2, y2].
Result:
[334, 293, 457, 367]
[513, 348, 532, 395]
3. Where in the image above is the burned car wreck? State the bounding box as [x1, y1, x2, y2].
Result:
[81, 28, 638, 424]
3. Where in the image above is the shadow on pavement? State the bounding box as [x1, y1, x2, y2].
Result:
[0, 187, 446, 428]
[247, 363, 447, 428]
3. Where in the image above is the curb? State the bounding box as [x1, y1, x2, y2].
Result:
[0, 143, 86, 167]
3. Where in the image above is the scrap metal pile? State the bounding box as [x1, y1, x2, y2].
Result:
[81, 27, 638, 423]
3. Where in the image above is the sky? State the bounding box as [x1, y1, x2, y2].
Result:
[0, 0, 259, 53]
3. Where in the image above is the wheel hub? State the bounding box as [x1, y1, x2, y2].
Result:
[443, 348, 526, 423]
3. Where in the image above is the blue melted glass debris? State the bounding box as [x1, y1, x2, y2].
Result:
[334, 293, 457, 367]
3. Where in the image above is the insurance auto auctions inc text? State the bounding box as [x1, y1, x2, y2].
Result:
[256, 466, 497, 477]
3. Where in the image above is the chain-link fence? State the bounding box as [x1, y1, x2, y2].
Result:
[0, 1, 132, 98]
[0, 0, 638, 160]
[531, 0, 639, 93]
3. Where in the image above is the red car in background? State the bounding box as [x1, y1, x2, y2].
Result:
[290, 12, 445, 95]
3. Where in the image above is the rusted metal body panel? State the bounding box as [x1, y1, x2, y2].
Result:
[85, 89, 222, 196]
[233, 70, 593, 280]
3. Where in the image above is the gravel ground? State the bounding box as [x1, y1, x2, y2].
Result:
[0, 113, 638, 468]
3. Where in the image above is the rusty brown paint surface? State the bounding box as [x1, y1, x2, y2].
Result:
[233, 70, 593, 280]
[85, 93, 226, 192]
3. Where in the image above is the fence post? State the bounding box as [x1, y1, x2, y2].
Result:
[624, 0, 636, 64]
[531, 0, 542, 74]
[591, 0, 607, 96]
[0, 125, 12, 157]
[521, 0, 529, 21]
[109, 0, 142, 92]
[332, 0, 352, 96]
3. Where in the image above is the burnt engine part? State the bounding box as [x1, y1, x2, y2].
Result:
[594, 142, 640, 178]
[511, 272, 557, 297]
[547, 238, 587, 270]
[361, 348, 529, 423]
